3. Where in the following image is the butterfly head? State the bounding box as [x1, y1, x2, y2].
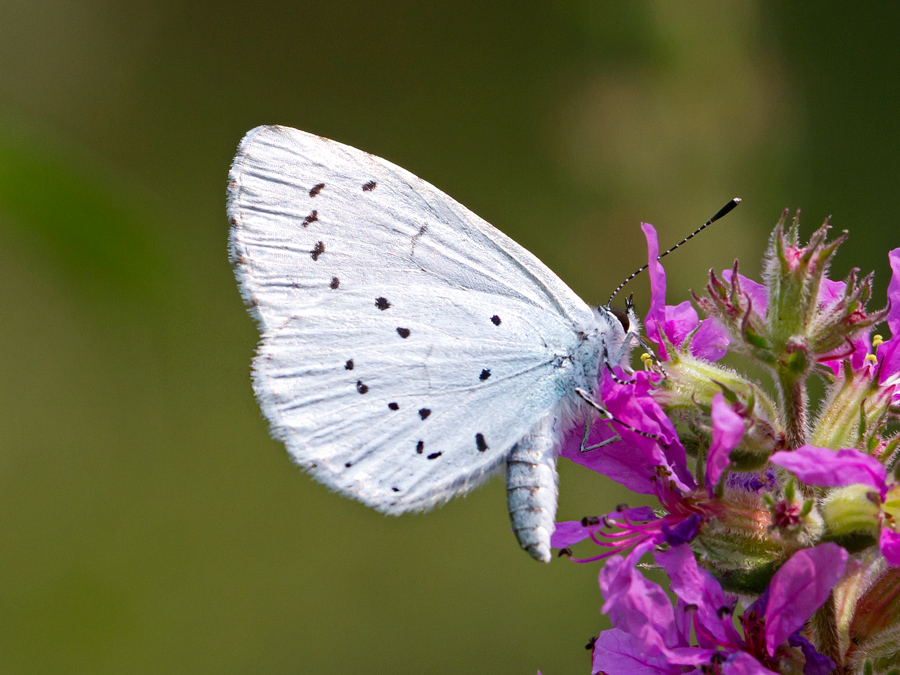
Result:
[565, 296, 641, 405]
[597, 293, 642, 367]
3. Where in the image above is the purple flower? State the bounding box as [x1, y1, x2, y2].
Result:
[770, 445, 888, 496]
[560, 368, 695, 494]
[762, 544, 848, 655]
[817, 274, 871, 373]
[879, 528, 900, 565]
[551, 507, 701, 563]
[550, 506, 656, 549]
[706, 393, 745, 496]
[874, 248, 900, 389]
[590, 543, 845, 674]
[770, 445, 900, 566]
[886, 247, 900, 337]
[727, 468, 777, 493]
[642, 223, 730, 361]
[556, 364, 708, 561]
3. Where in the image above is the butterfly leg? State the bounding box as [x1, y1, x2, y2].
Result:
[578, 416, 622, 452]
[575, 388, 666, 445]
[506, 414, 558, 563]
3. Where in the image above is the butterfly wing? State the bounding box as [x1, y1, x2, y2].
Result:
[228, 125, 597, 513]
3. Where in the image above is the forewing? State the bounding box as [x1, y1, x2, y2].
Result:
[227, 125, 593, 333]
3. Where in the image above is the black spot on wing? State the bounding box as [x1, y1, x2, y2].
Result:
[345, 461, 352, 468]
[388, 402, 399, 410]
[345, 359, 354, 370]
[479, 369, 491, 381]
[302, 210, 318, 227]
[391, 487, 400, 492]
[491, 315, 501, 326]
[427, 452, 442, 460]
[362, 180, 377, 191]
[311, 241, 325, 261]
[396, 327, 410, 338]
[330, 277, 340, 289]
[375, 297, 391, 310]
[356, 380, 368, 394]
[419, 408, 431, 420]
[476, 433, 488, 452]
[416, 440, 424, 454]
[309, 182, 325, 197]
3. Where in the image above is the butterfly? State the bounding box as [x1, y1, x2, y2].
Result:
[227, 125, 641, 562]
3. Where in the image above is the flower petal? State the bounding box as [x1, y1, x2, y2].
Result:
[551, 508, 657, 549]
[550, 520, 592, 548]
[764, 543, 848, 655]
[819, 334, 871, 376]
[722, 269, 767, 317]
[887, 248, 900, 336]
[690, 316, 731, 361]
[591, 629, 678, 675]
[655, 544, 739, 647]
[818, 277, 846, 306]
[770, 445, 888, 495]
[787, 634, 836, 675]
[661, 513, 702, 546]
[664, 301, 699, 345]
[706, 393, 744, 495]
[880, 528, 900, 567]
[642, 223, 668, 359]
[877, 335, 900, 387]
[721, 652, 779, 675]
[600, 543, 676, 644]
[561, 369, 695, 492]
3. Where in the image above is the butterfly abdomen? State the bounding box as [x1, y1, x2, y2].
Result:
[505, 414, 559, 563]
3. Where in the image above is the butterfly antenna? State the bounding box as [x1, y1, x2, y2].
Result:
[606, 198, 741, 307]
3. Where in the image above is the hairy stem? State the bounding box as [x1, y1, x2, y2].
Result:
[810, 599, 843, 670]
[777, 368, 808, 450]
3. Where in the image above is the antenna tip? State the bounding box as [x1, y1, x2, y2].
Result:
[733, 197, 742, 204]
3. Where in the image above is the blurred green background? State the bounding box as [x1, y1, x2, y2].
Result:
[2, 2, 899, 673]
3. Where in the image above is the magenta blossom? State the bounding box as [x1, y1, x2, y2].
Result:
[771, 445, 900, 566]
[591, 543, 847, 675]
[643, 223, 730, 361]
[552, 506, 702, 563]
[706, 393, 745, 496]
[556, 366, 705, 560]
[560, 367, 695, 493]
[873, 248, 900, 392]
[552, 214, 898, 672]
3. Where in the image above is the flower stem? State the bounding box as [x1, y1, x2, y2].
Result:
[777, 368, 808, 450]
[810, 599, 840, 667]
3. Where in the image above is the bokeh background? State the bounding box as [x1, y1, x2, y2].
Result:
[2, 2, 899, 673]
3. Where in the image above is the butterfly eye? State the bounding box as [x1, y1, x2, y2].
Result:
[609, 308, 630, 332]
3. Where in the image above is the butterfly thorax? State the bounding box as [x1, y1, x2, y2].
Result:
[549, 304, 641, 435]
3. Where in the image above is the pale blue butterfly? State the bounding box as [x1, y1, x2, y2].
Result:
[227, 125, 643, 562]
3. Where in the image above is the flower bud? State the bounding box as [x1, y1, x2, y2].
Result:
[821, 484, 881, 550]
